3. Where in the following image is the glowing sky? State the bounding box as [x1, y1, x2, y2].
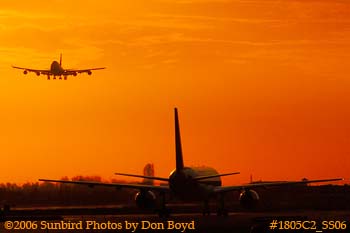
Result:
[0, 0, 349, 184]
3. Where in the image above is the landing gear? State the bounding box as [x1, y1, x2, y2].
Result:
[53, 76, 56, 80]
[216, 208, 228, 216]
[217, 194, 228, 216]
[157, 192, 170, 218]
[59, 76, 62, 80]
[47, 75, 50, 80]
[64, 76, 67, 80]
[202, 200, 210, 216]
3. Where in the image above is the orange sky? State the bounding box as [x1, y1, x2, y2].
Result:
[0, 0, 349, 185]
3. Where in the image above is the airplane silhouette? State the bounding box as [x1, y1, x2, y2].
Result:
[39, 108, 343, 217]
[12, 54, 105, 80]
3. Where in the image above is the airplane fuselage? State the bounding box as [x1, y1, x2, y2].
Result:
[169, 166, 221, 201]
[50, 61, 65, 75]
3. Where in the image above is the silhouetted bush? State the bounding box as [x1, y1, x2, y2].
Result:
[0, 176, 136, 207]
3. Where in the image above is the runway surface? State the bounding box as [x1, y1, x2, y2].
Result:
[1, 207, 350, 233]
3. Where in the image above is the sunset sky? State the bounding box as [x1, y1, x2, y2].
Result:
[0, 0, 349, 185]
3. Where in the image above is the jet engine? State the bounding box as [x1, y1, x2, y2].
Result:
[73, 72, 77, 76]
[23, 70, 28, 75]
[36, 72, 40, 76]
[87, 71, 92, 75]
[239, 189, 259, 209]
[135, 190, 156, 209]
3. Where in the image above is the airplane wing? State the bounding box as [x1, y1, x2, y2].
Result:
[113, 171, 240, 182]
[214, 178, 343, 193]
[39, 179, 170, 192]
[12, 66, 51, 75]
[65, 67, 105, 75]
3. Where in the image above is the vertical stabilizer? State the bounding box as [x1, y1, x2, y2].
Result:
[59, 54, 62, 66]
[175, 108, 184, 170]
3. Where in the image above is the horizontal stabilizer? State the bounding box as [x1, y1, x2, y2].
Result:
[194, 172, 240, 181]
[114, 173, 169, 181]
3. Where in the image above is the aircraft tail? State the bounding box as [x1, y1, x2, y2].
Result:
[60, 53, 62, 66]
[175, 108, 184, 171]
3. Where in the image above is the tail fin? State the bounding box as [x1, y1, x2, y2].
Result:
[175, 108, 184, 171]
[59, 53, 62, 66]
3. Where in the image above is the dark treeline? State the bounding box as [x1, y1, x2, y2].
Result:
[0, 176, 135, 207]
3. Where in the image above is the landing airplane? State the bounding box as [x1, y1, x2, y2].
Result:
[12, 54, 105, 80]
[39, 108, 343, 217]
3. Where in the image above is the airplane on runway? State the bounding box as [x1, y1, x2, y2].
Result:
[12, 54, 105, 80]
[39, 108, 343, 217]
